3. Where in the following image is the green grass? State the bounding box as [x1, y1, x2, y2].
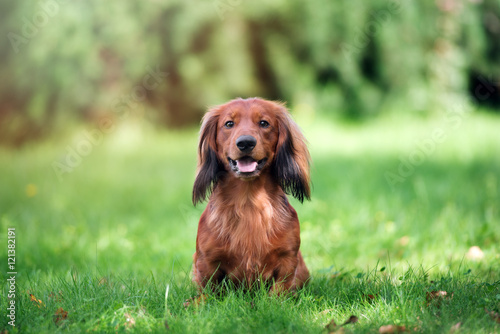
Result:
[1, 111, 500, 333]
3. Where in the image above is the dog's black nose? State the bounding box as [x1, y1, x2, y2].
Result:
[236, 135, 257, 152]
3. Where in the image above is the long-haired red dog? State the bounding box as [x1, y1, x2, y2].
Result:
[192, 97, 311, 293]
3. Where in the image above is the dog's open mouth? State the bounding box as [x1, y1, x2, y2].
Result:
[228, 156, 267, 176]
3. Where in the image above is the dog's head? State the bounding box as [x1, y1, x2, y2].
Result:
[192, 98, 311, 204]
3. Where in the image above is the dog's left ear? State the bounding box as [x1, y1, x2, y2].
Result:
[272, 104, 311, 203]
[192, 108, 225, 205]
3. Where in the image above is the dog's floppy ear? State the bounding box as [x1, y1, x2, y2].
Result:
[272, 104, 311, 203]
[192, 108, 225, 205]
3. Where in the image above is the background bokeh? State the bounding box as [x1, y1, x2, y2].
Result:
[1, 0, 500, 145]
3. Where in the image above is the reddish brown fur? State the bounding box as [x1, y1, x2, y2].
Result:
[192, 97, 310, 292]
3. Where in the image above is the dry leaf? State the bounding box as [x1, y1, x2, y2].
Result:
[29, 293, 44, 308]
[450, 322, 462, 332]
[54, 307, 68, 325]
[363, 294, 378, 303]
[325, 315, 358, 332]
[427, 290, 449, 299]
[342, 315, 359, 326]
[466, 246, 484, 260]
[426, 290, 453, 308]
[379, 324, 406, 333]
[325, 318, 337, 332]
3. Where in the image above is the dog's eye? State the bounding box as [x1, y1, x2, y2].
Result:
[224, 121, 234, 128]
[259, 120, 270, 128]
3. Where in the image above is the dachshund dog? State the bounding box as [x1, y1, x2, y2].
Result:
[192, 97, 311, 293]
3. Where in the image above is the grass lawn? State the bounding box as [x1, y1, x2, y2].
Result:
[1, 110, 499, 333]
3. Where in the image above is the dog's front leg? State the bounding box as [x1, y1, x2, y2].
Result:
[268, 255, 300, 294]
[193, 254, 226, 291]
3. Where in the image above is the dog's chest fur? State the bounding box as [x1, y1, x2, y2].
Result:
[206, 185, 291, 272]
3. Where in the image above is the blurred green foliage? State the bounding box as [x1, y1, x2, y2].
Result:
[1, 0, 500, 144]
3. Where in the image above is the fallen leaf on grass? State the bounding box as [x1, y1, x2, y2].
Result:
[29, 293, 44, 308]
[426, 290, 453, 308]
[325, 318, 337, 332]
[485, 309, 500, 323]
[325, 315, 358, 333]
[342, 315, 359, 325]
[379, 324, 407, 333]
[427, 290, 449, 299]
[54, 307, 68, 325]
[450, 322, 462, 332]
[363, 294, 378, 303]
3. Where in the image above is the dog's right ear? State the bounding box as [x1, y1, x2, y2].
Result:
[192, 109, 224, 205]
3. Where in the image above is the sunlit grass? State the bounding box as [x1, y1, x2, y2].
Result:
[1, 112, 499, 332]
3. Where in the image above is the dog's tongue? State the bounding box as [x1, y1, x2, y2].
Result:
[237, 158, 258, 173]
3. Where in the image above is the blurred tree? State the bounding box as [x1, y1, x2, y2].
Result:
[0, 0, 499, 145]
